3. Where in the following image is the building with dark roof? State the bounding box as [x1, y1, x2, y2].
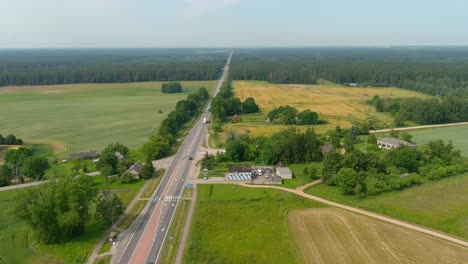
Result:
[69, 151, 99, 160]
[127, 161, 143, 179]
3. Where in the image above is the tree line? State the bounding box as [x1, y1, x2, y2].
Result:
[0, 49, 226, 86]
[211, 75, 260, 122]
[0, 134, 23, 145]
[268, 105, 321, 125]
[230, 48, 468, 96]
[367, 96, 468, 125]
[143, 87, 210, 160]
[0, 147, 49, 186]
[161, 82, 183, 93]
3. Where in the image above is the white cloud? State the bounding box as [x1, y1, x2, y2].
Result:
[180, 0, 240, 17]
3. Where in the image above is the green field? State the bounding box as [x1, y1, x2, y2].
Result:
[410, 125, 468, 156]
[0, 176, 146, 264]
[0, 81, 213, 156]
[184, 184, 326, 264]
[305, 173, 468, 239]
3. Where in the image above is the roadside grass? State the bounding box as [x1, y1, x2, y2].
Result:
[410, 125, 468, 156]
[141, 169, 165, 199]
[283, 163, 323, 189]
[184, 184, 326, 264]
[117, 200, 148, 230]
[158, 196, 192, 264]
[305, 173, 468, 240]
[98, 239, 113, 254]
[222, 81, 429, 138]
[93, 255, 111, 264]
[0, 81, 214, 157]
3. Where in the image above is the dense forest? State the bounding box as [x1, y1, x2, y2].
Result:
[0, 49, 227, 86]
[230, 47, 468, 96]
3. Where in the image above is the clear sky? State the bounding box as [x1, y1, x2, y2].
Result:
[1, 0, 467, 48]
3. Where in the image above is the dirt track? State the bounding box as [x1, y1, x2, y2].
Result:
[370, 122, 468, 133]
[289, 208, 468, 264]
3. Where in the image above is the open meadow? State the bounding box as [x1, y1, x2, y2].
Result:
[0, 176, 146, 264]
[305, 173, 468, 240]
[184, 184, 326, 264]
[223, 81, 428, 137]
[0, 81, 213, 156]
[410, 125, 468, 156]
[289, 208, 468, 264]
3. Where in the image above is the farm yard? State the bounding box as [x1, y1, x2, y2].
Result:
[410, 125, 468, 156]
[305, 173, 468, 240]
[0, 81, 213, 156]
[184, 184, 325, 264]
[224, 81, 428, 136]
[289, 208, 468, 264]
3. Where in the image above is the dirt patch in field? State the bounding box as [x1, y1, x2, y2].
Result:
[289, 208, 468, 264]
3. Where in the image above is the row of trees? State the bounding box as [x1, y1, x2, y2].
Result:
[143, 87, 210, 160]
[211, 76, 260, 121]
[322, 140, 468, 197]
[161, 82, 183, 93]
[367, 96, 468, 126]
[0, 147, 50, 186]
[267, 105, 321, 125]
[223, 128, 323, 164]
[0, 49, 226, 86]
[0, 134, 23, 145]
[230, 48, 468, 96]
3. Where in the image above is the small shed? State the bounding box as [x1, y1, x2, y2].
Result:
[276, 167, 293, 180]
[127, 161, 143, 179]
[69, 151, 99, 160]
[321, 144, 334, 155]
[108, 231, 117, 243]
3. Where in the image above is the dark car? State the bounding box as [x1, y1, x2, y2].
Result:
[189, 156, 193, 160]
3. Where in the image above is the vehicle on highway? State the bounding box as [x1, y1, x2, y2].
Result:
[189, 156, 193, 160]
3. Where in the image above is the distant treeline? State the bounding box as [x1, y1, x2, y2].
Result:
[0, 49, 227, 86]
[161, 82, 182, 93]
[0, 134, 23, 145]
[230, 47, 468, 96]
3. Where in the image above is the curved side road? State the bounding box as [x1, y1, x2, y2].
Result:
[227, 183, 468, 248]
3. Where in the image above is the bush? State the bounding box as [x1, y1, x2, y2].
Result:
[120, 172, 134, 183]
[161, 82, 182, 93]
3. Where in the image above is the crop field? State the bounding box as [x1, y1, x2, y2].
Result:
[305, 173, 468, 240]
[289, 208, 468, 264]
[184, 184, 326, 264]
[224, 81, 428, 136]
[410, 125, 468, 156]
[0, 81, 213, 156]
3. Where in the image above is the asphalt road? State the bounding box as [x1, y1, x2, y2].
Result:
[112, 52, 232, 264]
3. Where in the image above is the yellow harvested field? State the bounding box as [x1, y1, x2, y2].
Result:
[289, 208, 468, 264]
[225, 81, 429, 136]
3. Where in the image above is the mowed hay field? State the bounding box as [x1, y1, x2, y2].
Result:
[410, 125, 468, 156]
[184, 184, 326, 264]
[289, 208, 468, 264]
[0, 81, 213, 155]
[227, 81, 428, 136]
[306, 173, 468, 240]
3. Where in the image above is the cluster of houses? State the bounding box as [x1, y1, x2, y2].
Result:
[68, 150, 144, 179]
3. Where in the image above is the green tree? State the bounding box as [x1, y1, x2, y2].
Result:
[14, 174, 97, 243]
[322, 150, 343, 185]
[120, 172, 134, 183]
[0, 165, 12, 186]
[95, 188, 123, 224]
[200, 153, 216, 170]
[71, 158, 84, 174]
[386, 146, 419, 172]
[401, 132, 413, 142]
[97, 152, 118, 175]
[367, 134, 377, 144]
[241, 97, 260, 114]
[141, 161, 155, 179]
[22, 156, 50, 180]
[335, 168, 359, 195]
